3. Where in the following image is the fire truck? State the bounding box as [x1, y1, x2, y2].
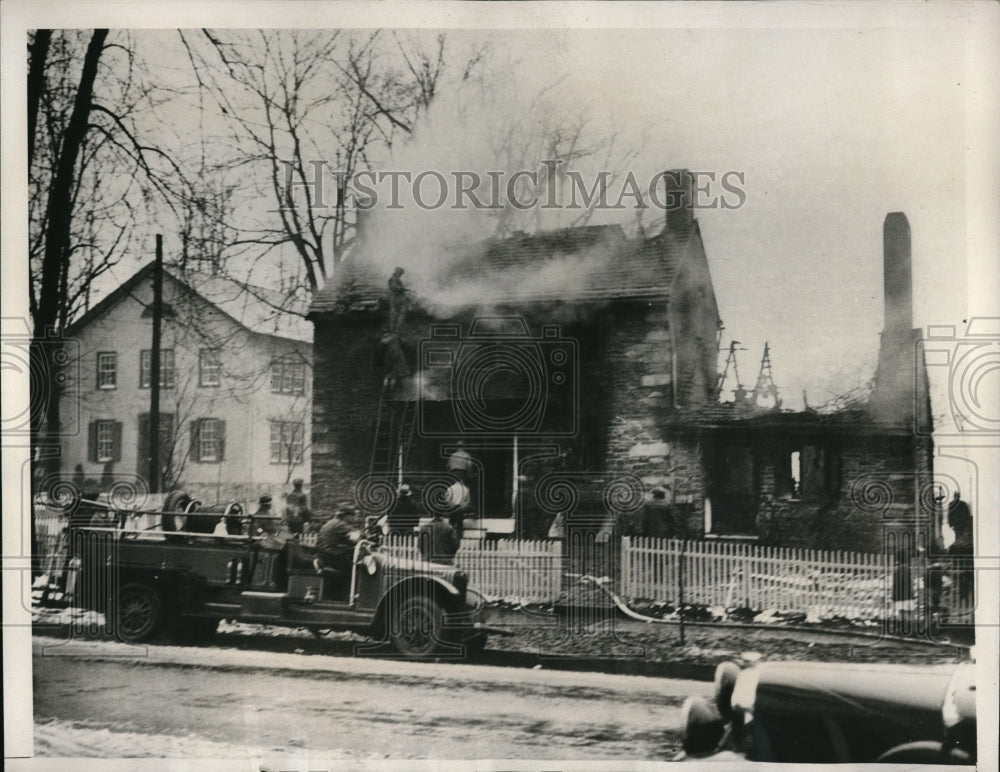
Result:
[65, 502, 504, 658]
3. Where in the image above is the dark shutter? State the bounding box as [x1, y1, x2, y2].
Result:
[112, 421, 123, 462]
[137, 413, 150, 476]
[217, 420, 226, 462]
[88, 421, 97, 463]
[190, 419, 201, 462]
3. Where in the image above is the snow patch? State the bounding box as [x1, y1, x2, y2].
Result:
[32, 718, 403, 761]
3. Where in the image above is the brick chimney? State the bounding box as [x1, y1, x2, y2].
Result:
[663, 169, 694, 232]
[868, 212, 919, 425]
[882, 212, 912, 334]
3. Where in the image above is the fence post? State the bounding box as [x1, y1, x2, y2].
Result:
[678, 538, 686, 645]
[621, 536, 630, 601]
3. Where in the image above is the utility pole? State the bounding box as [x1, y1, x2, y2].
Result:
[148, 235, 163, 494]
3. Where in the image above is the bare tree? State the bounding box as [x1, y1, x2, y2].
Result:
[28, 30, 191, 476]
[177, 30, 471, 291]
[453, 68, 645, 238]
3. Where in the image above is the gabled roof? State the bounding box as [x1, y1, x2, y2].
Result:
[308, 221, 699, 317]
[67, 262, 312, 343]
[180, 267, 312, 342]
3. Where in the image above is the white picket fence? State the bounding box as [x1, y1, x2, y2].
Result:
[381, 535, 563, 605]
[621, 536, 891, 619]
[32, 507, 976, 622]
[33, 505, 69, 577]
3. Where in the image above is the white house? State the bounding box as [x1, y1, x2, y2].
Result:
[61, 262, 312, 507]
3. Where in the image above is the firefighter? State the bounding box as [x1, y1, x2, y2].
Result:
[417, 512, 459, 565]
[251, 494, 278, 536]
[388, 266, 409, 331]
[313, 504, 357, 598]
[282, 478, 311, 536]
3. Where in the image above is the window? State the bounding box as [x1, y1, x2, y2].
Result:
[270, 420, 304, 464]
[96, 352, 117, 389]
[88, 420, 122, 463]
[776, 444, 841, 501]
[190, 418, 225, 463]
[271, 357, 305, 395]
[199, 349, 221, 387]
[139, 349, 175, 389]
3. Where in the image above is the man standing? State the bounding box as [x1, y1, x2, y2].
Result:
[387, 267, 408, 331]
[379, 329, 410, 389]
[283, 478, 311, 536]
[418, 513, 459, 565]
[891, 547, 915, 632]
[446, 441, 473, 475]
[947, 491, 973, 552]
[444, 474, 471, 539]
[947, 491, 974, 606]
[446, 441, 476, 537]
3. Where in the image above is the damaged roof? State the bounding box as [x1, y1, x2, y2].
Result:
[309, 221, 699, 317]
[665, 400, 915, 434]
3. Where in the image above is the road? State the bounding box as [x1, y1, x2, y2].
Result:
[31, 635, 710, 762]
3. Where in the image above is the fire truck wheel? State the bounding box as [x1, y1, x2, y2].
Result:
[112, 583, 163, 643]
[390, 596, 445, 657]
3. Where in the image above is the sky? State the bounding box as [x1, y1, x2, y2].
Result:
[358, 24, 975, 411]
[3, 3, 998, 456]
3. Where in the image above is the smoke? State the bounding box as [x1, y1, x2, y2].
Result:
[412, 234, 629, 317]
[343, 55, 654, 320]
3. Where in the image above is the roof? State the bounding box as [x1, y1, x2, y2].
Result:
[309, 221, 698, 317]
[67, 262, 312, 343]
[664, 400, 916, 435]
[180, 267, 312, 342]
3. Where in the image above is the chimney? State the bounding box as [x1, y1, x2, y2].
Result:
[882, 212, 912, 333]
[663, 169, 694, 232]
[868, 212, 918, 425]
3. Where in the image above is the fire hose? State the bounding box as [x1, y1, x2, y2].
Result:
[572, 573, 675, 624]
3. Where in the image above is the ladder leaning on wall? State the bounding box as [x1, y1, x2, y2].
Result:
[369, 384, 417, 480]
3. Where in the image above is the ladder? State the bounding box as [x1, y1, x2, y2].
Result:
[370, 388, 418, 477]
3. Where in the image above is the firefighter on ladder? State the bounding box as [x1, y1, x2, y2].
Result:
[388, 266, 408, 332]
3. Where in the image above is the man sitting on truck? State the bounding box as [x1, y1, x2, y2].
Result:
[312, 504, 356, 598]
[417, 512, 459, 566]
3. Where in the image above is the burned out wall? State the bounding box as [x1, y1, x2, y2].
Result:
[705, 427, 933, 553]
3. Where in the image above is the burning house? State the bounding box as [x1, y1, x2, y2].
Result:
[308, 171, 933, 553]
[308, 170, 719, 538]
[668, 212, 935, 553]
